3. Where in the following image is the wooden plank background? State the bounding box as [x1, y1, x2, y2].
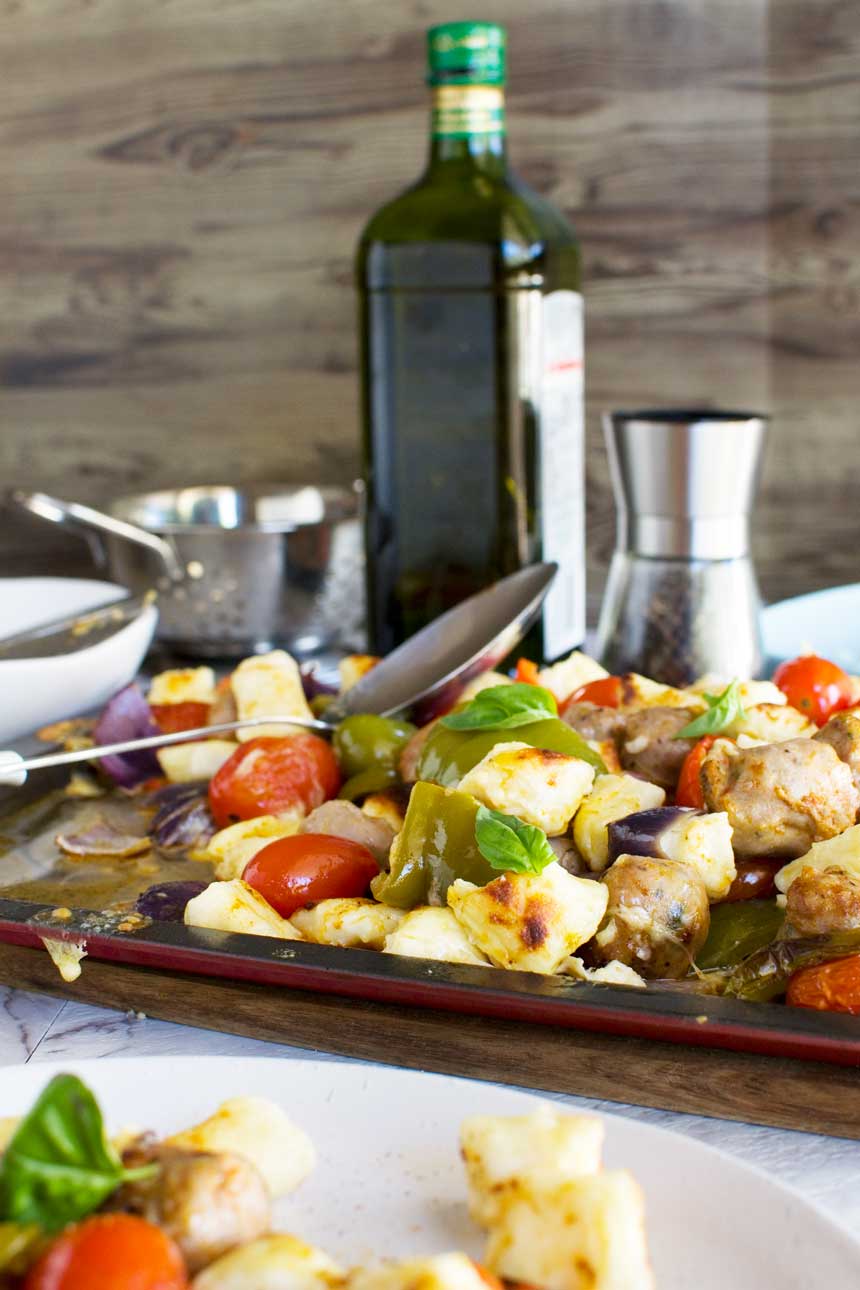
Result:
[0, 0, 857, 616]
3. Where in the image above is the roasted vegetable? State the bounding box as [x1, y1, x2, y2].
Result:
[149, 783, 216, 854]
[606, 807, 735, 900]
[332, 715, 415, 780]
[371, 782, 495, 908]
[786, 952, 860, 1015]
[722, 859, 781, 903]
[589, 854, 710, 979]
[721, 930, 860, 1002]
[135, 881, 209, 922]
[93, 685, 161, 789]
[416, 718, 605, 789]
[695, 900, 785, 971]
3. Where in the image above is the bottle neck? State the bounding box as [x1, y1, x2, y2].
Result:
[427, 84, 507, 176]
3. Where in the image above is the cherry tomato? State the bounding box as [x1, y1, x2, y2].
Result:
[243, 833, 379, 917]
[721, 858, 781, 903]
[25, 1214, 187, 1290]
[514, 658, 541, 686]
[772, 654, 854, 726]
[568, 676, 622, 708]
[208, 734, 340, 828]
[150, 702, 210, 735]
[786, 952, 860, 1015]
[472, 1264, 506, 1290]
[674, 735, 720, 809]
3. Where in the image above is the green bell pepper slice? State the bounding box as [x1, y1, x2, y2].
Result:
[695, 900, 785, 972]
[333, 715, 416, 779]
[338, 765, 399, 802]
[416, 716, 605, 787]
[372, 781, 496, 908]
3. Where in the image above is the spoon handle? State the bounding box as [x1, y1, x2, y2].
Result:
[0, 713, 333, 786]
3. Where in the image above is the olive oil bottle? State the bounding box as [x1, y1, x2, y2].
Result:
[357, 21, 584, 658]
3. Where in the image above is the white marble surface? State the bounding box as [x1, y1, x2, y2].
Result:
[0, 984, 857, 1242]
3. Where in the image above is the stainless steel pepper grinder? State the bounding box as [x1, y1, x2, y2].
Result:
[595, 409, 768, 686]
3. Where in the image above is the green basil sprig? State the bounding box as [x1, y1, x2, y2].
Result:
[474, 804, 556, 876]
[441, 683, 557, 732]
[0, 1074, 156, 1231]
[677, 680, 746, 739]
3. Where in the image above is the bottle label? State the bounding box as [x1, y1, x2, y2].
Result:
[431, 86, 505, 138]
[539, 290, 585, 659]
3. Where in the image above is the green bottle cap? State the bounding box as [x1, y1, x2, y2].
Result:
[426, 22, 506, 87]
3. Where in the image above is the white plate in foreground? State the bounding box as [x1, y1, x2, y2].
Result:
[5, 1057, 857, 1288]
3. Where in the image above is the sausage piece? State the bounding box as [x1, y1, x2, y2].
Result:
[560, 701, 627, 746]
[587, 853, 710, 979]
[784, 865, 860, 937]
[300, 800, 394, 866]
[701, 737, 859, 858]
[814, 711, 860, 806]
[619, 706, 697, 790]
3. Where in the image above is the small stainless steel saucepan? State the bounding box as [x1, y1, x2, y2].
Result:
[11, 485, 364, 659]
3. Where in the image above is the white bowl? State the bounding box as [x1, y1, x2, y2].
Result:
[0, 578, 158, 743]
[761, 583, 860, 672]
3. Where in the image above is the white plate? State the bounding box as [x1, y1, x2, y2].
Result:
[4, 1056, 857, 1287]
[0, 578, 158, 742]
[762, 583, 860, 672]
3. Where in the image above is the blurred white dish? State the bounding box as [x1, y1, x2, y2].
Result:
[762, 583, 860, 672]
[1, 1056, 855, 1288]
[0, 577, 157, 742]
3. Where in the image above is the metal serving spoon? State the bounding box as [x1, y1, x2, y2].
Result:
[0, 562, 557, 787]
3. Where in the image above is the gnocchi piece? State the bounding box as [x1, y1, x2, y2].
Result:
[538, 651, 608, 699]
[383, 907, 489, 967]
[203, 815, 303, 881]
[460, 1107, 603, 1229]
[776, 822, 860, 892]
[193, 1234, 344, 1290]
[232, 651, 316, 740]
[689, 676, 787, 709]
[361, 792, 407, 833]
[184, 880, 302, 941]
[563, 957, 647, 989]
[168, 1097, 315, 1199]
[447, 864, 608, 975]
[458, 741, 595, 836]
[149, 667, 216, 706]
[348, 1254, 487, 1290]
[723, 702, 815, 743]
[657, 810, 736, 901]
[484, 1171, 654, 1290]
[619, 674, 707, 713]
[157, 740, 238, 784]
[338, 655, 380, 692]
[457, 671, 514, 701]
[573, 774, 666, 873]
[292, 898, 405, 950]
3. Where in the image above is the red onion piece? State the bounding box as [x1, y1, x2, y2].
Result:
[56, 818, 151, 858]
[93, 684, 162, 788]
[135, 880, 208, 921]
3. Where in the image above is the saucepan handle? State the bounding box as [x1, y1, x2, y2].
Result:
[8, 490, 185, 584]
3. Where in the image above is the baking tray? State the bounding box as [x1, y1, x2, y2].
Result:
[0, 750, 859, 1143]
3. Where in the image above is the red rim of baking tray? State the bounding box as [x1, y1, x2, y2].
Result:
[0, 896, 857, 1067]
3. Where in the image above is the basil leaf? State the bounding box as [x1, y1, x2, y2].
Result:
[0, 1074, 155, 1231]
[474, 804, 557, 875]
[677, 680, 746, 739]
[441, 683, 557, 731]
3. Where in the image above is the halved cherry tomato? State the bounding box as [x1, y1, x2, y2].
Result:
[772, 654, 854, 726]
[786, 952, 860, 1015]
[675, 735, 720, 809]
[25, 1214, 187, 1290]
[514, 657, 541, 686]
[150, 702, 210, 735]
[208, 734, 340, 828]
[243, 833, 379, 917]
[721, 858, 781, 903]
[567, 676, 622, 708]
